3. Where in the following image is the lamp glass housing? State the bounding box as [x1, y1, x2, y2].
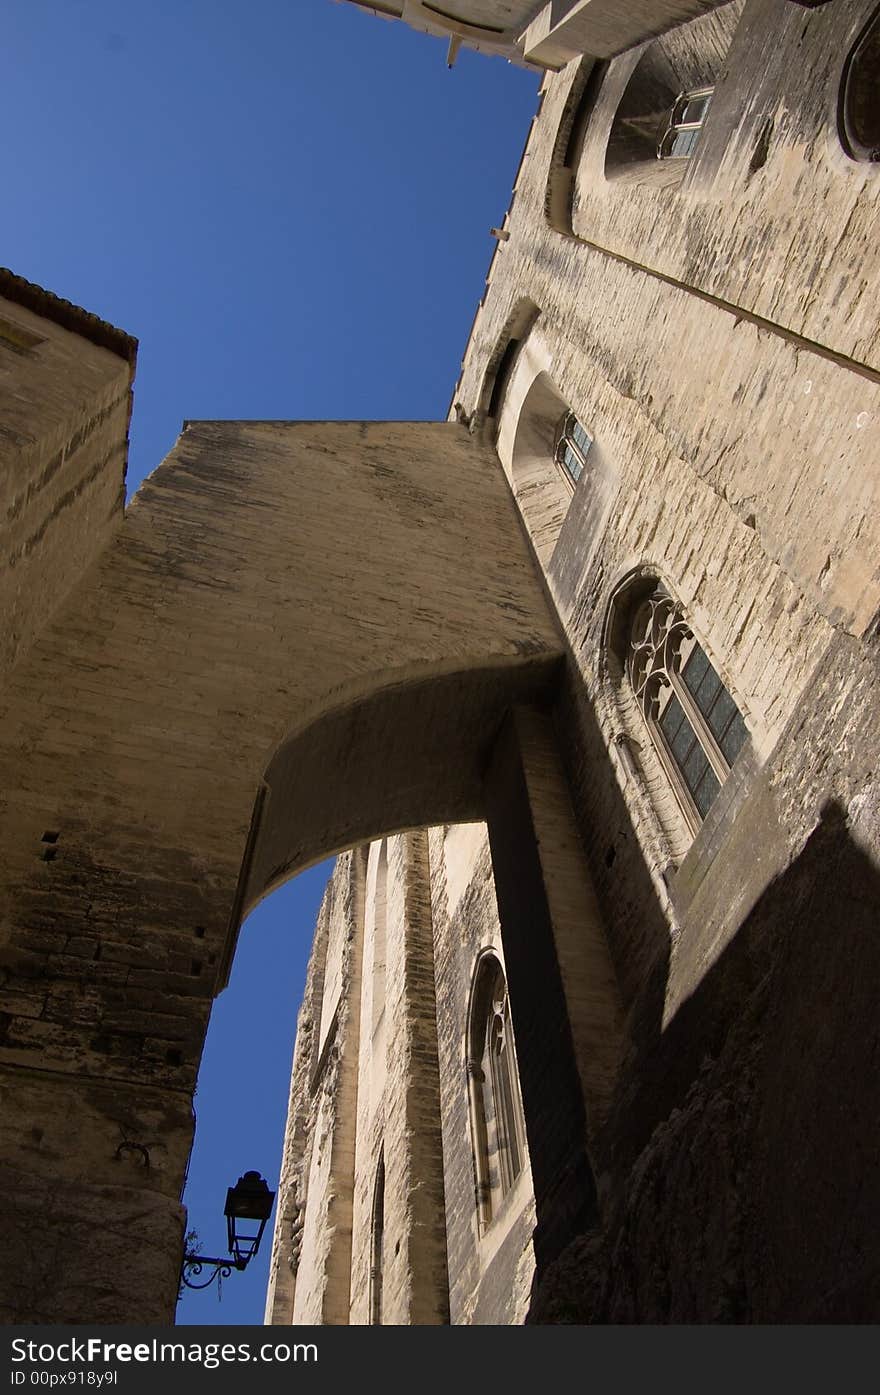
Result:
[224, 1171, 275, 1267]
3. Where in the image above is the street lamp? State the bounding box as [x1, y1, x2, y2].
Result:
[181, 1171, 276, 1292]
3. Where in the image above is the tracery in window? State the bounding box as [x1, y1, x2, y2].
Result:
[554, 410, 593, 487]
[467, 954, 525, 1230]
[628, 587, 747, 827]
[657, 86, 714, 159]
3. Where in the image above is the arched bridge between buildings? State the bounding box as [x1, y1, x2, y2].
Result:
[0, 419, 622, 1322]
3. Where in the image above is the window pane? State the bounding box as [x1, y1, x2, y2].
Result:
[670, 128, 700, 157]
[671, 713, 697, 765]
[682, 741, 710, 795]
[720, 709, 748, 766]
[682, 645, 709, 696]
[680, 93, 711, 125]
[659, 693, 686, 743]
[693, 664, 721, 717]
[561, 444, 582, 482]
[693, 766, 722, 818]
[707, 686, 736, 742]
[572, 421, 592, 455]
[629, 585, 749, 828]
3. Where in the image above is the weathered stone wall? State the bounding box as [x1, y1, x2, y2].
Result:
[269, 820, 540, 1326]
[563, 0, 880, 366]
[532, 627, 880, 1321]
[0, 285, 132, 686]
[263, 867, 331, 1323]
[455, 0, 880, 1003]
[347, 842, 389, 1324]
[427, 823, 536, 1325]
[283, 851, 364, 1324]
[269, 833, 450, 1325]
[0, 420, 561, 1322]
[4, 0, 879, 1326]
[449, 0, 880, 1320]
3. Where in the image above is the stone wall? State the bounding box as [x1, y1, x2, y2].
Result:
[268, 823, 537, 1326]
[0, 277, 133, 686]
[0, 420, 560, 1322]
[427, 823, 536, 1325]
[448, 0, 880, 1320]
[3, 0, 878, 1326]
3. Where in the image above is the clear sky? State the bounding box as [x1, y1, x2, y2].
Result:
[3, 0, 539, 1325]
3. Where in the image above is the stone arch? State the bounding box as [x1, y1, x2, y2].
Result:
[569, 2, 745, 193]
[545, 58, 608, 234]
[222, 656, 562, 980]
[472, 297, 541, 434]
[499, 367, 579, 569]
[0, 416, 565, 1323]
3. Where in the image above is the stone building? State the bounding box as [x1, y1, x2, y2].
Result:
[1, 0, 879, 1324]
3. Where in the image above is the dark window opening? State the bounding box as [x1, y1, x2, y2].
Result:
[369, 1152, 385, 1325]
[488, 337, 521, 420]
[839, 7, 880, 162]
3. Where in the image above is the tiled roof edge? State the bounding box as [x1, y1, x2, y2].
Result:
[0, 268, 138, 368]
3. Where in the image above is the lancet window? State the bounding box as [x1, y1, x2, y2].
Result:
[467, 954, 525, 1230]
[627, 586, 747, 827]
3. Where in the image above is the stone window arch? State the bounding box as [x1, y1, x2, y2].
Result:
[602, 3, 742, 187]
[471, 298, 540, 436]
[466, 952, 526, 1231]
[369, 1150, 385, 1325]
[502, 369, 594, 567]
[545, 58, 608, 234]
[624, 582, 748, 835]
[839, 4, 880, 163]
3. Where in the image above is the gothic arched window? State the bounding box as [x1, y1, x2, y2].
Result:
[554, 410, 592, 487]
[627, 586, 748, 828]
[467, 954, 525, 1230]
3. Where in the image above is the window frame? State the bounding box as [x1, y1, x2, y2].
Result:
[466, 953, 526, 1233]
[656, 86, 715, 160]
[553, 410, 593, 489]
[627, 587, 747, 833]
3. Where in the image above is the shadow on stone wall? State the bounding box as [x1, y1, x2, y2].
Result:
[527, 801, 880, 1322]
[553, 657, 674, 1070]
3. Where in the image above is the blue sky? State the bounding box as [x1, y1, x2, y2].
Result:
[3, 0, 539, 1324]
